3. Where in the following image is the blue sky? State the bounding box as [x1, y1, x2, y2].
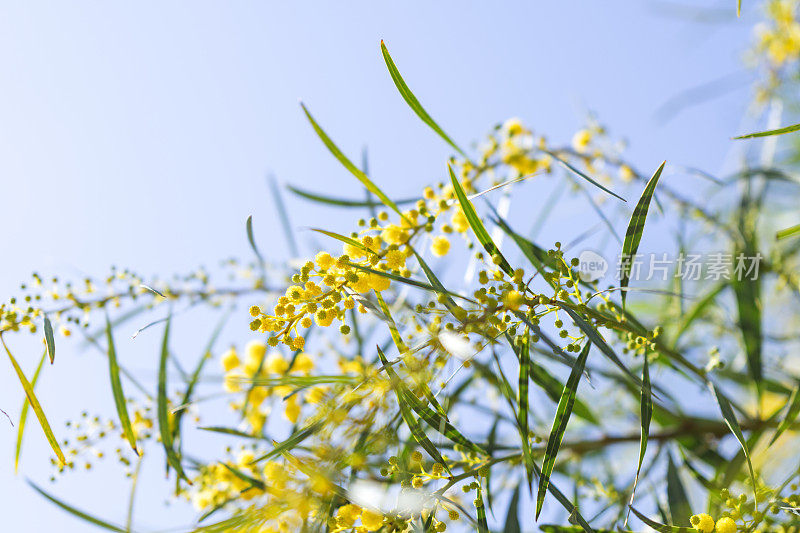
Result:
[0, 2, 761, 530]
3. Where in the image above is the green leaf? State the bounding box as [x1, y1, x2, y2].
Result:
[733, 238, 762, 391]
[245, 215, 264, 264]
[449, 163, 514, 276]
[537, 341, 591, 519]
[105, 315, 139, 455]
[671, 282, 726, 347]
[300, 101, 405, 219]
[503, 483, 521, 533]
[380, 40, 467, 158]
[198, 426, 267, 440]
[777, 223, 800, 240]
[377, 345, 485, 456]
[734, 121, 800, 139]
[156, 316, 190, 483]
[43, 316, 55, 364]
[737, 0, 741, 16]
[666, 454, 692, 527]
[620, 161, 666, 307]
[311, 228, 378, 256]
[29, 481, 127, 532]
[627, 355, 651, 516]
[770, 380, 800, 445]
[530, 459, 596, 533]
[510, 331, 533, 487]
[542, 149, 626, 202]
[15, 350, 46, 473]
[2, 337, 65, 466]
[287, 184, 419, 208]
[376, 346, 453, 472]
[410, 247, 459, 315]
[709, 383, 758, 510]
[559, 305, 643, 389]
[628, 507, 693, 533]
[251, 421, 324, 463]
[529, 359, 597, 423]
[476, 479, 489, 533]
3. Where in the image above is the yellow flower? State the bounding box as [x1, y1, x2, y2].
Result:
[266, 352, 289, 374]
[284, 395, 300, 423]
[305, 386, 329, 404]
[690, 513, 715, 533]
[244, 340, 267, 375]
[502, 290, 525, 311]
[431, 236, 451, 257]
[292, 352, 314, 374]
[571, 129, 592, 153]
[714, 517, 736, 533]
[336, 504, 362, 528]
[381, 224, 409, 245]
[502, 117, 525, 136]
[451, 208, 469, 233]
[384, 249, 406, 270]
[619, 164, 634, 182]
[423, 186, 436, 200]
[315, 251, 335, 270]
[221, 347, 240, 372]
[351, 274, 372, 293]
[360, 508, 384, 531]
[315, 309, 335, 327]
[369, 273, 391, 292]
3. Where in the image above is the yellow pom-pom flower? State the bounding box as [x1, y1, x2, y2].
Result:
[221, 347, 240, 372]
[690, 513, 715, 533]
[431, 236, 451, 257]
[571, 129, 592, 153]
[714, 517, 736, 533]
[266, 352, 289, 374]
[360, 508, 384, 531]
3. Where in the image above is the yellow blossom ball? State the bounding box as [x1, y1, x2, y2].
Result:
[292, 352, 314, 374]
[423, 186, 436, 200]
[385, 249, 406, 270]
[381, 224, 409, 245]
[619, 164, 634, 182]
[360, 508, 384, 531]
[714, 517, 736, 533]
[266, 352, 289, 374]
[221, 347, 240, 372]
[336, 504, 362, 527]
[502, 290, 525, 311]
[451, 208, 469, 233]
[315, 251, 335, 270]
[571, 129, 592, 153]
[690, 513, 715, 533]
[431, 236, 451, 257]
[305, 386, 329, 404]
[315, 309, 336, 327]
[351, 274, 372, 293]
[284, 396, 300, 423]
[369, 273, 391, 292]
[244, 340, 267, 372]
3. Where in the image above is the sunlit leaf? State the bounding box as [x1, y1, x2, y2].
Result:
[537, 341, 591, 519]
[734, 121, 800, 139]
[380, 40, 467, 158]
[43, 316, 55, 364]
[666, 454, 691, 526]
[245, 215, 264, 264]
[15, 350, 46, 473]
[620, 161, 666, 307]
[2, 337, 65, 466]
[769, 380, 800, 445]
[29, 481, 127, 532]
[156, 316, 190, 483]
[105, 315, 139, 455]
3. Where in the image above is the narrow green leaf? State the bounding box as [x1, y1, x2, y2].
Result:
[198, 426, 267, 440]
[542, 149, 626, 202]
[770, 380, 800, 445]
[376, 346, 452, 472]
[627, 355, 651, 518]
[476, 479, 489, 533]
[15, 350, 46, 473]
[620, 161, 666, 307]
[410, 247, 459, 315]
[2, 337, 65, 466]
[105, 315, 138, 455]
[734, 121, 800, 139]
[628, 507, 693, 533]
[300, 102, 405, 219]
[709, 383, 758, 510]
[43, 316, 55, 364]
[733, 238, 762, 391]
[251, 421, 323, 464]
[537, 341, 591, 519]
[737, 0, 741, 17]
[311, 228, 378, 256]
[503, 483, 521, 533]
[245, 215, 264, 264]
[672, 282, 726, 347]
[666, 454, 692, 527]
[380, 40, 467, 158]
[559, 305, 643, 389]
[29, 481, 127, 532]
[377, 345, 485, 456]
[449, 164, 514, 276]
[530, 459, 596, 533]
[528, 359, 597, 423]
[287, 185, 419, 208]
[777, 223, 800, 240]
[156, 316, 190, 483]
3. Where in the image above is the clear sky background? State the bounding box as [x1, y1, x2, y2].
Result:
[0, 1, 762, 530]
